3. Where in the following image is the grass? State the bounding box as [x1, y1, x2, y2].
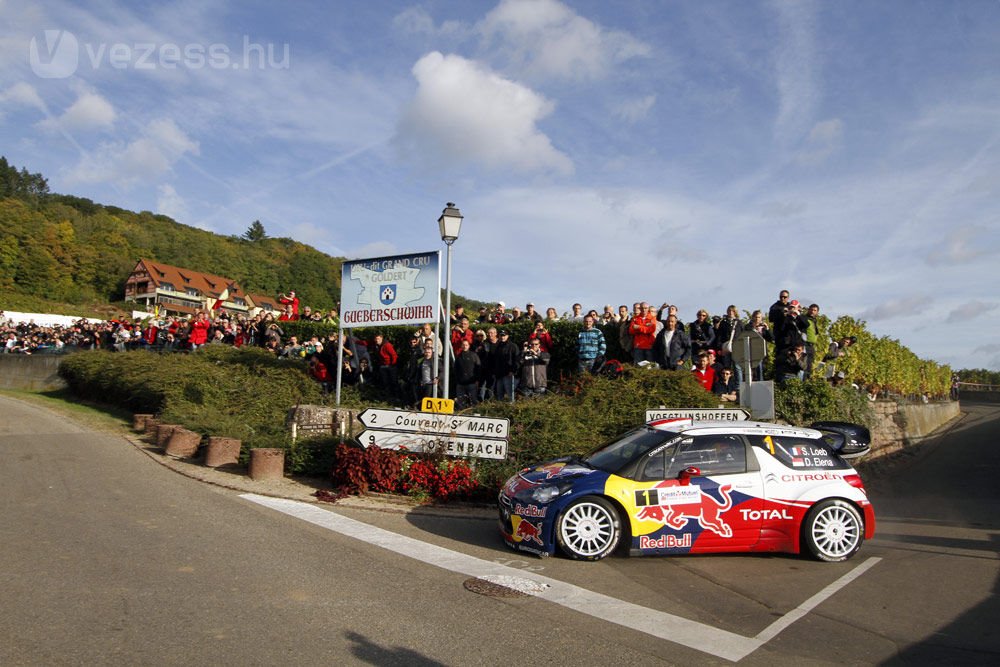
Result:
[0, 387, 134, 434]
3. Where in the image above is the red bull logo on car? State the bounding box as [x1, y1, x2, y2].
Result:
[511, 516, 544, 546]
[635, 483, 734, 538]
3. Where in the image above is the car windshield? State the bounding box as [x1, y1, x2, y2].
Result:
[583, 427, 678, 474]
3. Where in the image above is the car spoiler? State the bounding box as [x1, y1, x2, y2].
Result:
[810, 421, 872, 460]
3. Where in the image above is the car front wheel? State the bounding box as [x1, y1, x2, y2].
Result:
[556, 496, 621, 561]
[803, 499, 864, 562]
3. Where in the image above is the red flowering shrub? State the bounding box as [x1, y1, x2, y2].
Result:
[325, 444, 479, 503]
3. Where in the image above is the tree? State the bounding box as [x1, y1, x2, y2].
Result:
[243, 220, 267, 242]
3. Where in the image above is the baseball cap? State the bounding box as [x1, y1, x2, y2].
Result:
[499, 329, 509, 336]
[497, 301, 505, 308]
[790, 300, 800, 307]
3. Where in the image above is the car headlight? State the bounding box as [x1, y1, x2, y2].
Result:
[531, 484, 563, 504]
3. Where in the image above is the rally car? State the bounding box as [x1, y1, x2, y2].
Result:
[498, 419, 875, 562]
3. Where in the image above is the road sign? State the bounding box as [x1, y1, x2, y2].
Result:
[645, 408, 751, 423]
[358, 409, 509, 439]
[357, 429, 508, 460]
[731, 330, 767, 366]
[421, 397, 454, 414]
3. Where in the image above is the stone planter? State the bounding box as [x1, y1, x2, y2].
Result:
[133, 413, 154, 431]
[165, 427, 202, 458]
[144, 417, 160, 438]
[157, 424, 180, 448]
[249, 448, 285, 481]
[205, 436, 241, 468]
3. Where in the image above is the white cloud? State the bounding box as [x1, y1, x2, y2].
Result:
[0, 82, 46, 111]
[614, 95, 656, 123]
[65, 117, 199, 187]
[856, 296, 929, 322]
[947, 300, 999, 324]
[926, 224, 1000, 265]
[770, 0, 819, 147]
[155, 183, 187, 221]
[37, 90, 116, 133]
[478, 0, 650, 81]
[795, 118, 842, 164]
[392, 7, 465, 38]
[396, 51, 572, 174]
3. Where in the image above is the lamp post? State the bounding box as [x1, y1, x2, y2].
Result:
[438, 202, 463, 399]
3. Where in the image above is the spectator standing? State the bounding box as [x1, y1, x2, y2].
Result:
[322, 309, 339, 326]
[454, 339, 481, 407]
[521, 303, 543, 324]
[188, 311, 210, 350]
[712, 367, 739, 402]
[545, 307, 560, 323]
[528, 320, 554, 354]
[418, 345, 441, 399]
[803, 304, 821, 378]
[519, 338, 550, 396]
[618, 304, 635, 358]
[599, 305, 616, 326]
[775, 342, 808, 383]
[568, 303, 584, 322]
[577, 315, 606, 374]
[691, 352, 716, 392]
[278, 291, 300, 319]
[417, 322, 443, 357]
[768, 289, 790, 329]
[657, 314, 691, 370]
[478, 328, 499, 401]
[402, 333, 423, 406]
[491, 330, 520, 402]
[688, 309, 716, 359]
[492, 302, 512, 325]
[746, 310, 773, 381]
[450, 316, 474, 358]
[775, 300, 808, 356]
[372, 333, 400, 397]
[629, 302, 657, 364]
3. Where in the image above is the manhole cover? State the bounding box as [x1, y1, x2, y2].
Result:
[463, 575, 550, 598]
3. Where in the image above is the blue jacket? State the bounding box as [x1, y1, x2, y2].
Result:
[577, 327, 606, 361]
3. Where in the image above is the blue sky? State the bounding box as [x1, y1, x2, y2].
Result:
[2, 0, 999, 370]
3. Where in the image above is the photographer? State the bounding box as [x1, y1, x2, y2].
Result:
[528, 320, 553, 353]
[519, 338, 550, 397]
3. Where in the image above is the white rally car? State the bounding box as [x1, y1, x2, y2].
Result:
[499, 418, 875, 562]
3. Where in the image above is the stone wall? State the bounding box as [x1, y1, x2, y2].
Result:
[869, 399, 961, 458]
[0, 354, 67, 391]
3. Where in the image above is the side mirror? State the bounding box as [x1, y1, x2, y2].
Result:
[678, 466, 701, 485]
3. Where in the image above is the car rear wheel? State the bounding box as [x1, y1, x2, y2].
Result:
[803, 499, 864, 562]
[556, 496, 621, 561]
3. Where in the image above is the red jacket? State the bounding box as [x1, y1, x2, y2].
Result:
[629, 313, 656, 350]
[189, 318, 210, 345]
[692, 366, 715, 392]
[376, 340, 398, 367]
[450, 328, 474, 356]
[529, 330, 554, 353]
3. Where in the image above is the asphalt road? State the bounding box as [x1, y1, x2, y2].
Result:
[1, 395, 997, 665]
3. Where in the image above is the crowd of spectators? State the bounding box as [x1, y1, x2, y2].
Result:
[3, 288, 861, 407]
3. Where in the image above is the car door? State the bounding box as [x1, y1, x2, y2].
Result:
[659, 435, 763, 551]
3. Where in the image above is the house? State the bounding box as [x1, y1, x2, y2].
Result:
[124, 259, 251, 318]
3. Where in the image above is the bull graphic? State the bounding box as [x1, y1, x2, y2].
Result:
[636, 484, 734, 538]
[514, 517, 544, 545]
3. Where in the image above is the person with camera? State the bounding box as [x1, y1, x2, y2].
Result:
[519, 338, 550, 397]
[528, 320, 554, 354]
[491, 329, 520, 402]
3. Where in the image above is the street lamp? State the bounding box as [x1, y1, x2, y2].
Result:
[438, 202, 463, 399]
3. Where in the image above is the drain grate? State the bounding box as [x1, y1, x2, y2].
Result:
[463, 575, 550, 598]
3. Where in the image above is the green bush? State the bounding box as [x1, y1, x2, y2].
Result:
[773, 378, 874, 427]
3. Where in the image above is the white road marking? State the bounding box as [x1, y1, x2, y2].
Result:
[241, 493, 878, 662]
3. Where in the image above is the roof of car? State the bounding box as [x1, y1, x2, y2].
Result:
[648, 418, 822, 439]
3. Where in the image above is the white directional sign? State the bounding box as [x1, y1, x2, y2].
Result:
[645, 408, 750, 423]
[358, 409, 510, 439]
[357, 429, 508, 460]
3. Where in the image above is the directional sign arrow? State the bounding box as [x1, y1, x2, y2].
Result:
[645, 408, 751, 423]
[357, 429, 508, 460]
[357, 408, 509, 439]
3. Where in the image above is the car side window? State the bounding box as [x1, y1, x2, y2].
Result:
[666, 435, 747, 477]
[638, 443, 676, 481]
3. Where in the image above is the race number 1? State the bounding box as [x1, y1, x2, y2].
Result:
[421, 397, 454, 414]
